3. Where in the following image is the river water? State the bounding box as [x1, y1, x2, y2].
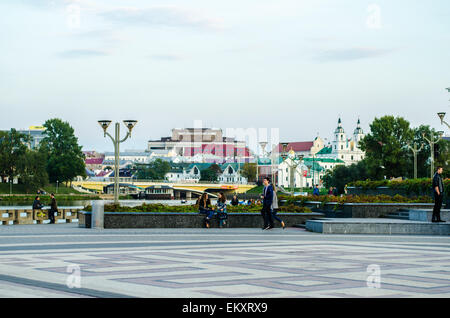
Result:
[0, 199, 202, 210]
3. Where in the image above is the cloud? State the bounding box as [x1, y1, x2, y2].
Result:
[57, 49, 109, 58]
[149, 54, 184, 61]
[314, 47, 395, 62]
[99, 6, 224, 30]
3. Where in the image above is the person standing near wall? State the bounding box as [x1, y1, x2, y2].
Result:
[432, 166, 445, 223]
[48, 193, 58, 224]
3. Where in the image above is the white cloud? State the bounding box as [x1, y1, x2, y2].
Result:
[58, 49, 109, 58]
[99, 6, 225, 30]
[314, 47, 395, 62]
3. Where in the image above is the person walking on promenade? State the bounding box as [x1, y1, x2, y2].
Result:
[198, 193, 214, 228]
[48, 193, 58, 224]
[432, 166, 445, 223]
[216, 192, 228, 228]
[32, 196, 44, 217]
[231, 195, 239, 206]
[271, 186, 285, 229]
[261, 177, 274, 230]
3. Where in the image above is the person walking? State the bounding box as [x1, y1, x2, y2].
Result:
[216, 192, 228, 228]
[432, 166, 445, 223]
[271, 186, 285, 229]
[198, 193, 214, 228]
[32, 196, 44, 217]
[48, 193, 58, 224]
[261, 177, 274, 230]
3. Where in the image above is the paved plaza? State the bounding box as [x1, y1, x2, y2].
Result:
[0, 224, 449, 298]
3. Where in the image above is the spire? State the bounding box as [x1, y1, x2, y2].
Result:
[354, 118, 363, 135]
[335, 117, 344, 134]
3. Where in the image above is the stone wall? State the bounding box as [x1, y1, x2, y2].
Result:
[281, 200, 435, 218]
[79, 211, 324, 229]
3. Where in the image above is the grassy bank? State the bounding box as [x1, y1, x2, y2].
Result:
[0, 194, 101, 202]
[0, 183, 84, 195]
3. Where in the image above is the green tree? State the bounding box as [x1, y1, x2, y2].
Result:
[241, 163, 257, 182]
[39, 119, 86, 184]
[322, 160, 369, 194]
[135, 159, 171, 180]
[18, 150, 49, 193]
[200, 164, 222, 182]
[0, 129, 29, 183]
[359, 116, 413, 179]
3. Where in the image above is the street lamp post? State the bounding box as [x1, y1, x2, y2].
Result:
[258, 142, 268, 184]
[422, 131, 444, 178]
[280, 143, 304, 194]
[406, 142, 424, 179]
[437, 87, 450, 130]
[437, 112, 450, 130]
[56, 180, 59, 194]
[98, 120, 137, 204]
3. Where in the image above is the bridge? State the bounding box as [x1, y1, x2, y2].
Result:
[72, 180, 257, 198]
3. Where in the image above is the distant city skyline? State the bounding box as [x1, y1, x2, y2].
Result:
[1, 0, 449, 152]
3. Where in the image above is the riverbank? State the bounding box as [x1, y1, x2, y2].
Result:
[0, 194, 101, 202]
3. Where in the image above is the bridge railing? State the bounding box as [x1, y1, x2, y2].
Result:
[82, 178, 257, 186]
[0, 207, 83, 225]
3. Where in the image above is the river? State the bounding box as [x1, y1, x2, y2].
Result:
[0, 199, 203, 209]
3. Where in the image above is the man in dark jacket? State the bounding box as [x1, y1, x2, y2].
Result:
[432, 167, 445, 223]
[261, 177, 274, 230]
[48, 193, 58, 224]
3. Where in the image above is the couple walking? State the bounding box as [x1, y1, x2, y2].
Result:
[261, 177, 285, 230]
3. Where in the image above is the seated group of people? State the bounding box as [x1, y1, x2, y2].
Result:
[196, 178, 285, 230]
[196, 192, 228, 228]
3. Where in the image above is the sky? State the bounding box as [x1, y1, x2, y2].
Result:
[0, 0, 449, 153]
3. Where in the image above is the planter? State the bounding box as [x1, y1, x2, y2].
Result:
[78, 211, 324, 229]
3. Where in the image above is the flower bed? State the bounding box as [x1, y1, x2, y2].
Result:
[347, 178, 450, 195]
[277, 194, 433, 206]
[83, 203, 312, 213]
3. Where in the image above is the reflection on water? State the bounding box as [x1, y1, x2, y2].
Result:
[0, 199, 205, 209]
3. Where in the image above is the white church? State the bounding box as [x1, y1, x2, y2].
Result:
[316, 118, 366, 166]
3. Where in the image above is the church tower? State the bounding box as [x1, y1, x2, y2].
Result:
[353, 118, 364, 145]
[332, 117, 347, 155]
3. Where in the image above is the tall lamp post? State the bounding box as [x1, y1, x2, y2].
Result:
[407, 142, 424, 179]
[280, 143, 304, 194]
[98, 120, 137, 204]
[437, 87, 450, 130]
[437, 112, 450, 130]
[258, 141, 268, 184]
[422, 131, 444, 178]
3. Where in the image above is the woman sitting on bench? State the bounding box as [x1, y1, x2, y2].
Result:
[198, 193, 214, 228]
[216, 192, 228, 228]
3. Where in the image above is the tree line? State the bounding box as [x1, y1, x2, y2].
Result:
[0, 119, 86, 193]
[323, 115, 449, 194]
